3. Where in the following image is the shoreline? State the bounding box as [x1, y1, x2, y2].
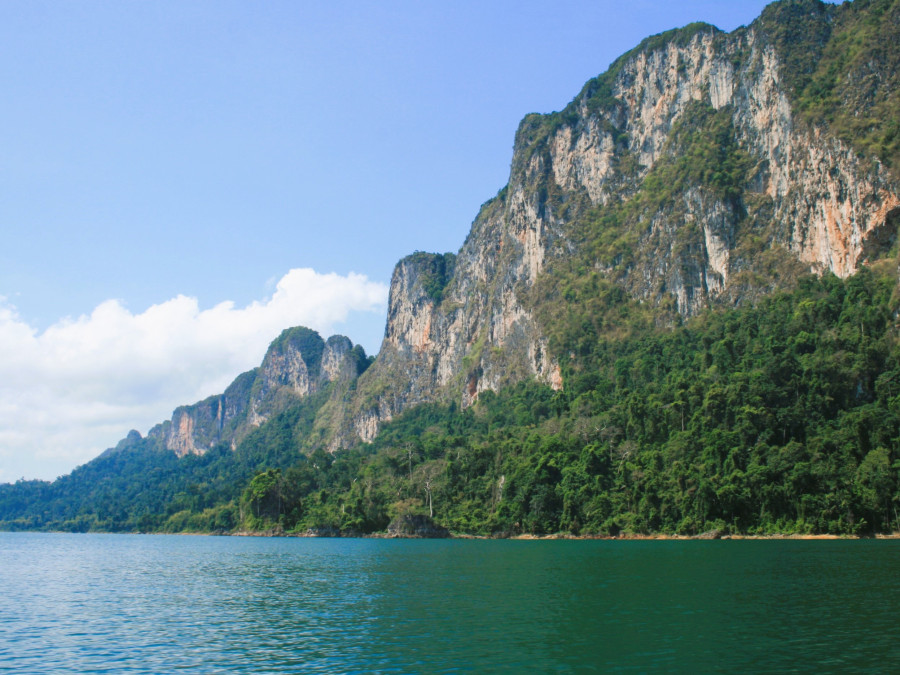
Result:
[217, 529, 900, 541]
[5, 529, 900, 540]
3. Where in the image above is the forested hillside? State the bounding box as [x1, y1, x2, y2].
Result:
[3, 0, 900, 537]
[3, 264, 899, 535]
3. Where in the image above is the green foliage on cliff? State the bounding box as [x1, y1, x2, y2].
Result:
[589, 101, 750, 264]
[657, 102, 754, 204]
[0, 389, 332, 533]
[309, 264, 900, 537]
[514, 21, 719, 166]
[756, 0, 837, 99]
[407, 251, 456, 304]
[349, 344, 375, 376]
[526, 101, 752, 342]
[759, 0, 900, 169]
[269, 326, 325, 378]
[215, 263, 900, 538]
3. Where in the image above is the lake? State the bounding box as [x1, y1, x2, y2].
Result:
[1, 533, 898, 673]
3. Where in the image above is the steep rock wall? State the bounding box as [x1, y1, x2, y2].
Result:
[149, 328, 366, 457]
[347, 5, 900, 443]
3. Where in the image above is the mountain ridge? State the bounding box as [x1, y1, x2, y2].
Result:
[82, 0, 900, 462]
[133, 327, 371, 459]
[4, 0, 900, 537]
[342, 0, 900, 447]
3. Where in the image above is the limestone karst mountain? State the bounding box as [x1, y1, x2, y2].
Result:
[344, 0, 900, 444]
[4, 0, 900, 536]
[147, 327, 371, 458]
[117, 0, 900, 460]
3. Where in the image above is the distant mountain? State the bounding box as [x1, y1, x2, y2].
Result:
[146, 327, 370, 458]
[4, 0, 900, 537]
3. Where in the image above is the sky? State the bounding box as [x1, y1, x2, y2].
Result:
[0, 0, 794, 482]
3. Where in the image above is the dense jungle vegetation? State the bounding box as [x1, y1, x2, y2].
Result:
[4, 0, 900, 537]
[3, 263, 899, 536]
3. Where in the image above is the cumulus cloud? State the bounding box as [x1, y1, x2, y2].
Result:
[0, 268, 388, 483]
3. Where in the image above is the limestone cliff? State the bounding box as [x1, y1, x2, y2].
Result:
[148, 328, 369, 457]
[346, 0, 900, 442]
[124, 0, 900, 458]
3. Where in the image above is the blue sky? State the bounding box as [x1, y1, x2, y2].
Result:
[1, 0, 790, 481]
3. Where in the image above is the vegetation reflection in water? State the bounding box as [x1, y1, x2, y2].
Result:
[2, 533, 899, 673]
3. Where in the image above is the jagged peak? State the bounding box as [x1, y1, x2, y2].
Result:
[755, 0, 838, 29]
[543, 22, 725, 130]
[511, 21, 726, 176]
[98, 429, 143, 459]
[140, 326, 371, 457]
[321, 335, 367, 383]
[223, 368, 258, 399]
[263, 326, 325, 380]
[346, 0, 900, 450]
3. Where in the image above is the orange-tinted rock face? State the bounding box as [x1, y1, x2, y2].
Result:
[347, 17, 900, 446]
[169, 410, 198, 457]
[146, 5, 900, 455]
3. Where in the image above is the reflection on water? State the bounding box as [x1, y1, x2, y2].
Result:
[1, 534, 898, 673]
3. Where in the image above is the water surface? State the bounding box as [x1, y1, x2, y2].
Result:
[1, 533, 898, 672]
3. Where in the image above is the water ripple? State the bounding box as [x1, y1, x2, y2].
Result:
[1, 534, 899, 672]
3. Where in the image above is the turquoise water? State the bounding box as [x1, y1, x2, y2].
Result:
[1, 534, 898, 673]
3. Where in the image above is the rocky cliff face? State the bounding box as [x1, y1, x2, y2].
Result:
[125, 1, 900, 459]
[148, 328, 368, 457]
[347, 0, 900, 442]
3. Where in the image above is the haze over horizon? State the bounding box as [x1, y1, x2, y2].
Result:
[1, 1, 801, 482]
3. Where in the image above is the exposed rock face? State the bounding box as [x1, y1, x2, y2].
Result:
[385, 514, 450, 538]
[320, 336, 358, 384]
[132, 1, 900, 458]
[247, 326, 324, 425]
[148, 328, 367, 457]
[347, 2, 900, 443]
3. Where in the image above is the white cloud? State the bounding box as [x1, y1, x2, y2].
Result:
[0, 268, 388, 483]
